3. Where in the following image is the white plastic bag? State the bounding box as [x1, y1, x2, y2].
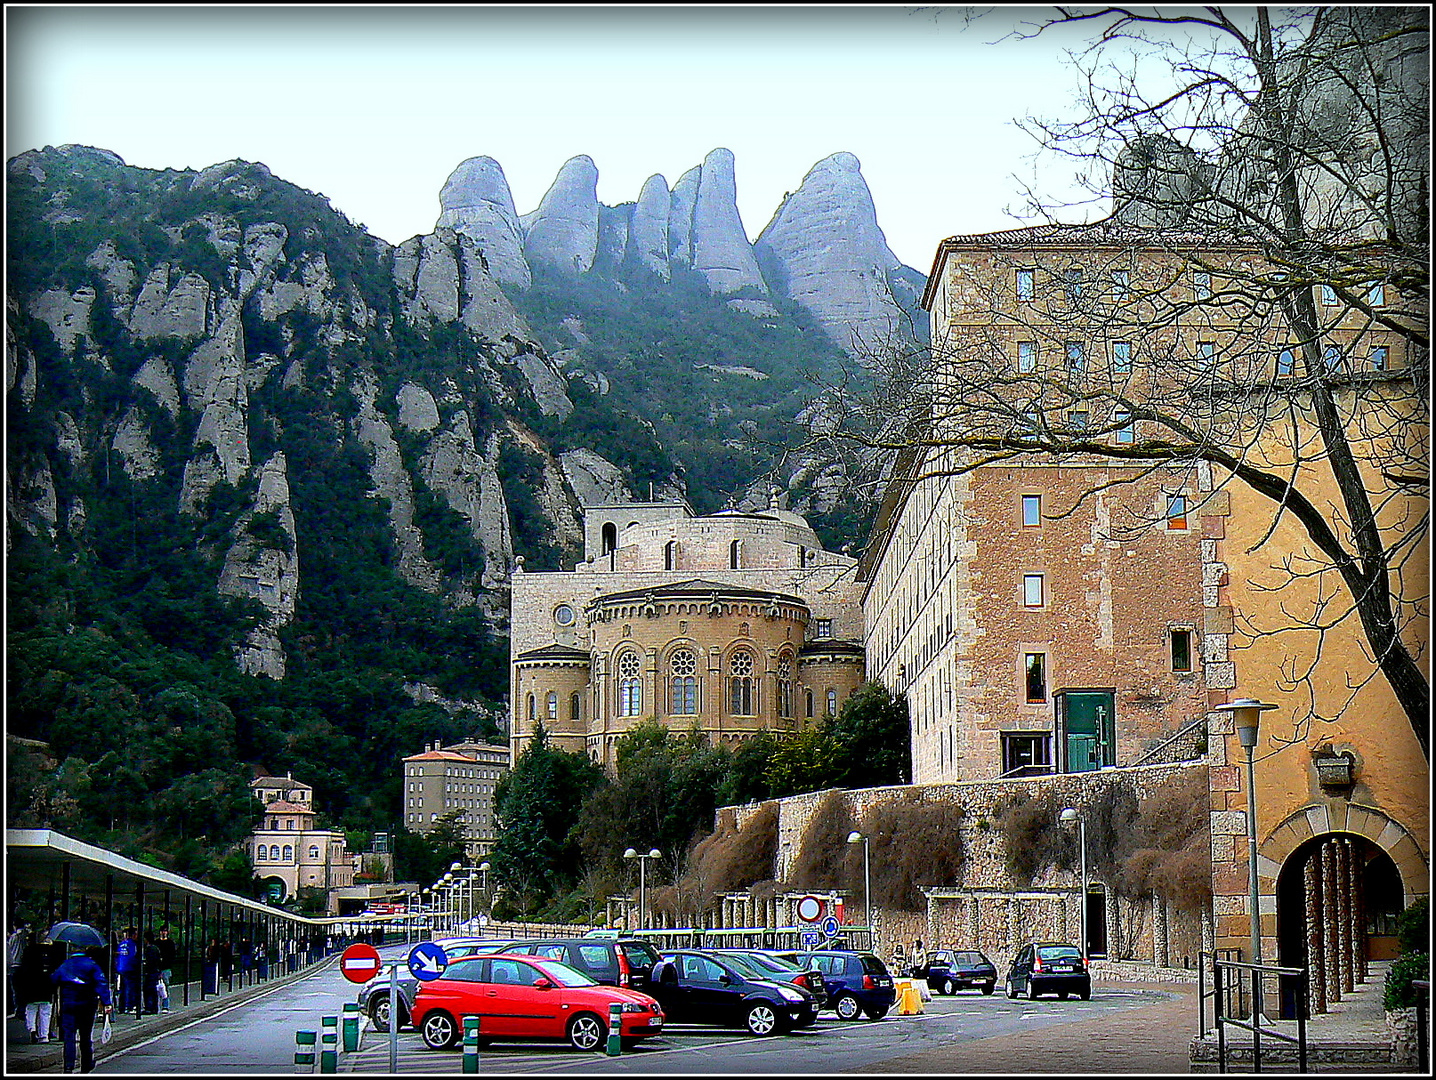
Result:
[100, 1014, 113, 1045]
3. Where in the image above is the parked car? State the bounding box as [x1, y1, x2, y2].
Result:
[705, 950, 821, 1026]
[358, 937, 520, 1031]
[411, 954, 664, 1051]
[649, 950, 821, 1035]
[912, 949, 998, 995]
[781, 949, 896, 1021]
[1004, 942, 1091, 1000]
[501, 937, 662, 992]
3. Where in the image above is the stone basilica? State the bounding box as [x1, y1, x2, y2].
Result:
[509, 497, 866, 767]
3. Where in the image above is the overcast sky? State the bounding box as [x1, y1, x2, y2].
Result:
[8, 5, 1115, 273]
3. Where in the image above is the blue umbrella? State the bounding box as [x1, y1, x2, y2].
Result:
[49, 921, 105, 949]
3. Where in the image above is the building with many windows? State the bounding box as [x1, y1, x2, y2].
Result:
[509, 497, 866, 768]
[248, 774, 353, 901]
[402, 739, 510, 858]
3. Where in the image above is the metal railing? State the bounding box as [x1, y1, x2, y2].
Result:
[1207, 954, 1308, 1073]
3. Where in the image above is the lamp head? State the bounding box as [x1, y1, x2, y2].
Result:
[846, 831, 863, 844]
[648, 848, 661, 859]
[478, 861, 490, 872]
[1215, 698, 1277, 749]
[1059, 807, 1079, 826]
[623, 847, 638, 860]
[450, 861, 463, 872]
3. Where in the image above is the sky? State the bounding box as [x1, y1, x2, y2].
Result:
[7, 5, 1116, 273]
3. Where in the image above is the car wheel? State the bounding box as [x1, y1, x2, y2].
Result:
[981, 982, 995, 996]
[941, 977, 956, 996]
[369, 994, 391, 1033]
[1058, 990, 1069, 1000]
[864, 1005, 890, 1021]
[567, 1012, 606, 1052]
[745, 1002, 782, 1036]
[1026, 981, 1039, 1001]
[1080, 985, 1091, 1001]
[834, 993, 862, 1021]
[421, 1011, 458, 1050]
[1005, 979, 1017, 999]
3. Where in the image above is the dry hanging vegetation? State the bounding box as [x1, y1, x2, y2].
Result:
[1114, 770, 1213, 913]
[655, 802, 781, 922]
[997, 789, 1073, 884]
[786, 790, 854, 892]
[862, 792, 965, 912]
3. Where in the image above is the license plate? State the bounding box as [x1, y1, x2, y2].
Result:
[1053, 965, 1074, 972]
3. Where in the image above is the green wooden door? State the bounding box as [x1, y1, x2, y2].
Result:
[1061, 691, 1115, 772]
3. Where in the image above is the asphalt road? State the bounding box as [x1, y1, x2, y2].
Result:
[96, 944, 1193, 1074]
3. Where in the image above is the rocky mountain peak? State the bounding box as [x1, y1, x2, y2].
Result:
[437, 155, 532, 289]
[522, 154, 601, 275]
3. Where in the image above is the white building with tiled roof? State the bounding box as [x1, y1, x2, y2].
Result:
[248, 774, 353, 901]
[402, 740, 509, 858]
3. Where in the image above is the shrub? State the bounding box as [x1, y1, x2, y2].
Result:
[997, 790, 1065, 885]
[1397, 897, 1429, 956]
[786, 790, 852, 891]
[861, 793, 963, 912]
[1384, 952, 1430, 1010]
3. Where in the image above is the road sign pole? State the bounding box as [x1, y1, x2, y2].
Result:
[389, 964, 398, 1073]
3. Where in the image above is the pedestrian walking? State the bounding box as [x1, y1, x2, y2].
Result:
[156, 928, 176, 1012]
[142, 931, 162, 1014]
[114, 928, 139, 1014]
[204, 939, 220, 995]
[8, 920, 28, 1017]
[17, 930, 60, 1042]
[52, 945, 112, 1074]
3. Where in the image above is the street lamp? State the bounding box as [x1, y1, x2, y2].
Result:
[1059, 808, 1088, 963]
[1216, 697, 1278, 1020]
[623, 847, 661, 930]
[846, 831, 870, 932]
[478, 862, 492, 921]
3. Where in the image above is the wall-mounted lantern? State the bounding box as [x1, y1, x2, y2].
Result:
[1313, 750, 1356, 792]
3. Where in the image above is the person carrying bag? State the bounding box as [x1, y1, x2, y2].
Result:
[52, 945, 112, 1074]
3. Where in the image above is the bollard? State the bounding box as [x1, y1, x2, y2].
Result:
[320, 1015, 338, 1073]
[294, 1030, 316, 1073]
[606, 1001, 622, 1056]
[343, 1002, 360, 1052]
[462, 1015, 481, 1073]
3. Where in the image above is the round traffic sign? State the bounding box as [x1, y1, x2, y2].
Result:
[340, 942, 382, 984]
[820, 915, 840, 938]
[796, 895, 824, 922]
[408, 941, 450, 982]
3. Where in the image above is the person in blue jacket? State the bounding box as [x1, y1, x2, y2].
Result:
[51, 945, 112, 1074]
[114, 927, 139, 1013]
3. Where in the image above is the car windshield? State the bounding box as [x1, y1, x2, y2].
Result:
[1036, 945, 1082, 961]
[742, 952, 801, 975]
[715, 953, 764, 979]
[859, 954, 889, 976]
[532, 959, 597, 987]
[956, 952, 986, 965]
[618, 941, 659, 968]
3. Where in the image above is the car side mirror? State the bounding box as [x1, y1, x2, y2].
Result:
[718, 974, 732, 985]
[533, 978, 554, 990]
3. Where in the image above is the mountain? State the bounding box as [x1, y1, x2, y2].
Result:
[4, 142, 920, 866]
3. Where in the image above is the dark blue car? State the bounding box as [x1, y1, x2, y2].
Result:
[784, 949, 895, 1020]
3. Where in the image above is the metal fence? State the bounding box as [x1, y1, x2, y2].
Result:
[1204, 952, 1309, 1073]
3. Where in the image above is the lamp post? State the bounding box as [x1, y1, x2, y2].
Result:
[1059, 808, 1088, 963]
[478, 862, 491, 922]
[623, 847, 661, 930]
[845, 831, 870, 932]
[1216, 697, 1277, 1020]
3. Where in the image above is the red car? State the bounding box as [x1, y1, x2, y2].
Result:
[412, 953, 665, 1052]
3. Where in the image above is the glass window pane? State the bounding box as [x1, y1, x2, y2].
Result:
[1112, 341, 1131, 373]
[1021, 495, 1041, 527]
[1023, 574, 1044, 607]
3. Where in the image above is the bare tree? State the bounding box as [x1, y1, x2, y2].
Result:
[815, 7, 1429, 755]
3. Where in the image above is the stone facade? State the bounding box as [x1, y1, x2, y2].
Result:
[510, 500, 866, 768]
[402, 739, 510, 858]
[248, 775, 353, 900]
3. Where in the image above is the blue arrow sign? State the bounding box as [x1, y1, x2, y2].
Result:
[408, 942, 450, 981]
[820, 915, 840, 939]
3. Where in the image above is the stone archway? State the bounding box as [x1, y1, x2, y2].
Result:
[1263, 804, 1428, 1017]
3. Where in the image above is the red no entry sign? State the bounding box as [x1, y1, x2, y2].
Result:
[340, 942, 382, 984]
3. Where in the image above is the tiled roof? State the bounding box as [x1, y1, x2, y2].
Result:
[260, 800, 314, 814]
[403, 750, 480, 763]
[250, 775, 311, 790]
[595, 579, 805, 606]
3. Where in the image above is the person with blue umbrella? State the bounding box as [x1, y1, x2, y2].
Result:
[49, 924, 112, 1074]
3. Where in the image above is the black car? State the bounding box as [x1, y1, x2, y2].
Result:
[912, 949, 998, 995]
[358, 937, 519, 1031]
[706, 950, 821, 1027]
[1004, 942, 1091, 1000]
[650, 950, 820, 1035]
[502, 938, 662, 992]
[784, 949, 896, 1021]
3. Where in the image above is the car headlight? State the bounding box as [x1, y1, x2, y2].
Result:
[777, 986, 804, 1002]
[619, 1002, 648, 1013]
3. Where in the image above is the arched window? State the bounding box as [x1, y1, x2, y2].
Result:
[670, 649, 698, 714]
[827, 689, 838, 716]
[664, 540, 677, 570]
[282, 845, 293, 862]
[617, 651, 642, 717]
[547, 692, 558, 721]
[776, 655, 794, 718]
[729, 651, 756, 716]
[570, 691, 582, 722]
[805, 688, 815, 718]
[308, 846, 320, 860]
[526, 693, 536, 725]
[602, 523, 618, 555]
[729, 539, 742, 569]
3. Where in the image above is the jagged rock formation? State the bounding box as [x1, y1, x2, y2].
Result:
[755, 151, 915, 351]
[627, 174, 672, 279]
[688, 148, 774, 306]
[436, 156, 532, 289]
[522, 154, 601, 275]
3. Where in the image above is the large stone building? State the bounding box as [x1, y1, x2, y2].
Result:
[248, 774, 354, 901]
[860, 216, 1428, 1004]
[402, 739, 510, 858]
[509, 498, 866, 767]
